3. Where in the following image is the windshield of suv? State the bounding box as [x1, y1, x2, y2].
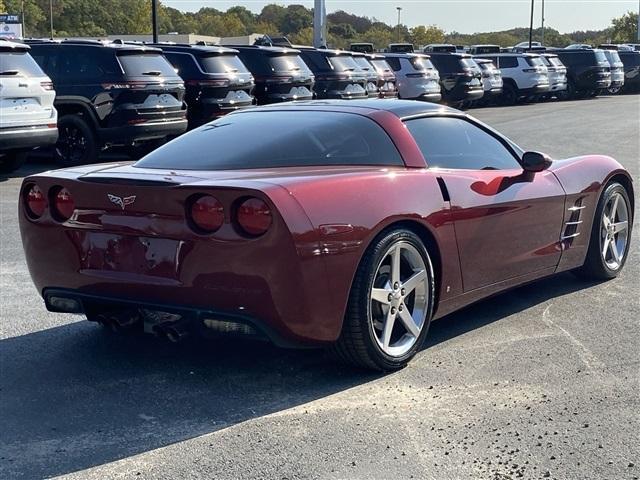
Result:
[0, 52, 45, 76]
[525, 56, 545, 67]
[117, 52, 179, 77]
[200, 54, 250, 74]
[371, 59, 392, 73]
[268, 54, 311, 73]
[135, 111, 404, 170]
[410, 57, 435, 71]
[353, 56, 373, 71]
[328, 55, 360, 72]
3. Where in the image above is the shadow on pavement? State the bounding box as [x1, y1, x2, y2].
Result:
[0, 271, 598, 479]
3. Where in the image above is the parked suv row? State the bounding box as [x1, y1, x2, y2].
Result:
[26, 39, 188, 165]
[0, 40, 58, 173]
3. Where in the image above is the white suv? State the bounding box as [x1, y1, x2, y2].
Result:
[540, 53, 568, 97]
[481, 53, 550, 105]
[0, 40, 58, 173]
[383, 53, 441, 102]
[473, 58, 503, 103]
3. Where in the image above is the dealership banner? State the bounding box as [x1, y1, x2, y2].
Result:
[0, 14, 23, 38]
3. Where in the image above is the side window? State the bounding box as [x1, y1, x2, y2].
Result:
[499, 56, 519, 69]
[405, 117, 522, 170]
[56, 47, 118, 83]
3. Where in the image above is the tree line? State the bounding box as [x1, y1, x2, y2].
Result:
[1, 1, 638, 48]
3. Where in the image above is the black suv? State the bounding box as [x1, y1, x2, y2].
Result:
[296, 48, 368, 100]
[619, 50, 640, 93]
[232, 45, 314, 104]
[366, 54, 399, 98]
[27, 40, 187, 165]
[553, 48, 612, 98]
[427, 53, 484, 107]
[351, 52, 384, 97]
[153, 44, 255, 128]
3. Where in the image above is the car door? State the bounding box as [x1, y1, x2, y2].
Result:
[405, 115, 566, 291]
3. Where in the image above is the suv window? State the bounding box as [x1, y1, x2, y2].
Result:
[405, 117, 521, 170]
[525, 56, 545, 67]
[136, 111, 404, 170]
[499, 56, 519, 69]
[200, 54, 250, 74]
[0, 51, 45, 77]
[117, 52, 177, 77]
[371, 59, 393, 73]
[328, 55, 360, 72]
[410, 57, 435, 71]
[268, 54, 310, 73]
[353, 56, 373, 71]
[164, 52, 198, 77]
[51, 47, 121, 83]
[385, 57, 401, 71]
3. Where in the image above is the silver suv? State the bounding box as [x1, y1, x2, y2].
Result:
[601, 49, 625, 94]
[480, 53, 550, 105]
[383, 53, 441, 102]
[0, 40, 57, 173]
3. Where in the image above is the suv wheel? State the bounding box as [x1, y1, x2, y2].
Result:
[55, 115, 98, 166]
[501, 83, 518, 106]
[331, 229, 435, 371]
[0, 151, 27, 174]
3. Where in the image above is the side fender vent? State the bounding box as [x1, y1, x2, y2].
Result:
[561, 199, 586, 245]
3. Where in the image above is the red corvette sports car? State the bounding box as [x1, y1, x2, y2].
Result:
[19, 100, 633, 370]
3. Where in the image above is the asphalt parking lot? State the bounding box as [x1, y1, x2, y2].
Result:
[1, 95, 638, 480]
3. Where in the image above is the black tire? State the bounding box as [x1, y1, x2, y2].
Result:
[331, 229, 435, 371]
[574, 182, 632, 281]
[0, 151, 27, 174]
[54, 115, 98, 166]
[501, 83, 518, 106]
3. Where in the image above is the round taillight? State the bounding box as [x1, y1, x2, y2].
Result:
[53, 187, 75, 221]
[236, 197, 272, 236]
[190, 195, 224, 233]
[25, 184, 46, 218]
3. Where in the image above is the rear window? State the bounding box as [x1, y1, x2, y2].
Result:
[499, 56, 519, 68]
[410, 57, 435, 71]
[526, 56, 545, 67]
[328, 55, 360, 72]
[0, 52, 45, 77]
[460, 58, 479, 70]
[607, 51, 622, 65]
[371, 59, 392, 73]
[594, 50, 608, 64]
[547, 56, 564, 67]
[268, 54, 311, 73]
[200, 54, 250, 74]
[117, 53, 178, 78]
[135, 111, 404, 170]
[353, 56, 373, 71]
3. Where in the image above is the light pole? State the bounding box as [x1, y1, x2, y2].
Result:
[313, 0, 327, 48]
[637, 0, 639, 42]
[541, 0, 545, 45]
[151, 0, 159, 43]
[528, 0, 535, 49]
[396, 6, 403, 43]
[49, 0, 53, 39]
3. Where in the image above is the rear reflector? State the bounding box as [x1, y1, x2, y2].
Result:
[25, 184, 46, 218]
[52, 187, 75, 221]
[190, 195, 224, 233]
[236, 197, 272, 236]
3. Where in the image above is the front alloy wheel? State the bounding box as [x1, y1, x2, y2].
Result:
[600, 191, 629, 271]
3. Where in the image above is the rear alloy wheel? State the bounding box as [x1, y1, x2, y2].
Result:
[332, 229, 435, 371]
[608, 86, 621, 95]
[0, 151, 27, 174]
[575, 182, 632, 280]
[55, 115, 98, 167]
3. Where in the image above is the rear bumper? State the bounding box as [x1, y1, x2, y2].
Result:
[0, 125, 58, 152]
[416, 92, 442, 102]
[100, 118, 188, 145]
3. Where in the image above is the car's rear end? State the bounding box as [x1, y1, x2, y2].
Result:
[103, 46, 188, 144]
[19, 107, 408, 346]
[236, 47, 314, 104]
[474, 58, 503, 97]
[619, 51, 640, 92]
[352, 53, 381, 97]
[557, 49, 611, 94]
[0, 41, 58, 160]
[521, 55, 551, 96]
[367, 54, 398, 98]
[602, 50, 625, 93]
[301, 50, 368, 100]
[541, 54, 567, 94]
[430, 53, 484, 104]
[162, 46, 255, 127]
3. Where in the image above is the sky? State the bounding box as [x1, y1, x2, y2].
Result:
[163, 1, 639, 34]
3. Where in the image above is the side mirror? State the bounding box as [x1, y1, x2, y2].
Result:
[521, 151, 552, 173]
